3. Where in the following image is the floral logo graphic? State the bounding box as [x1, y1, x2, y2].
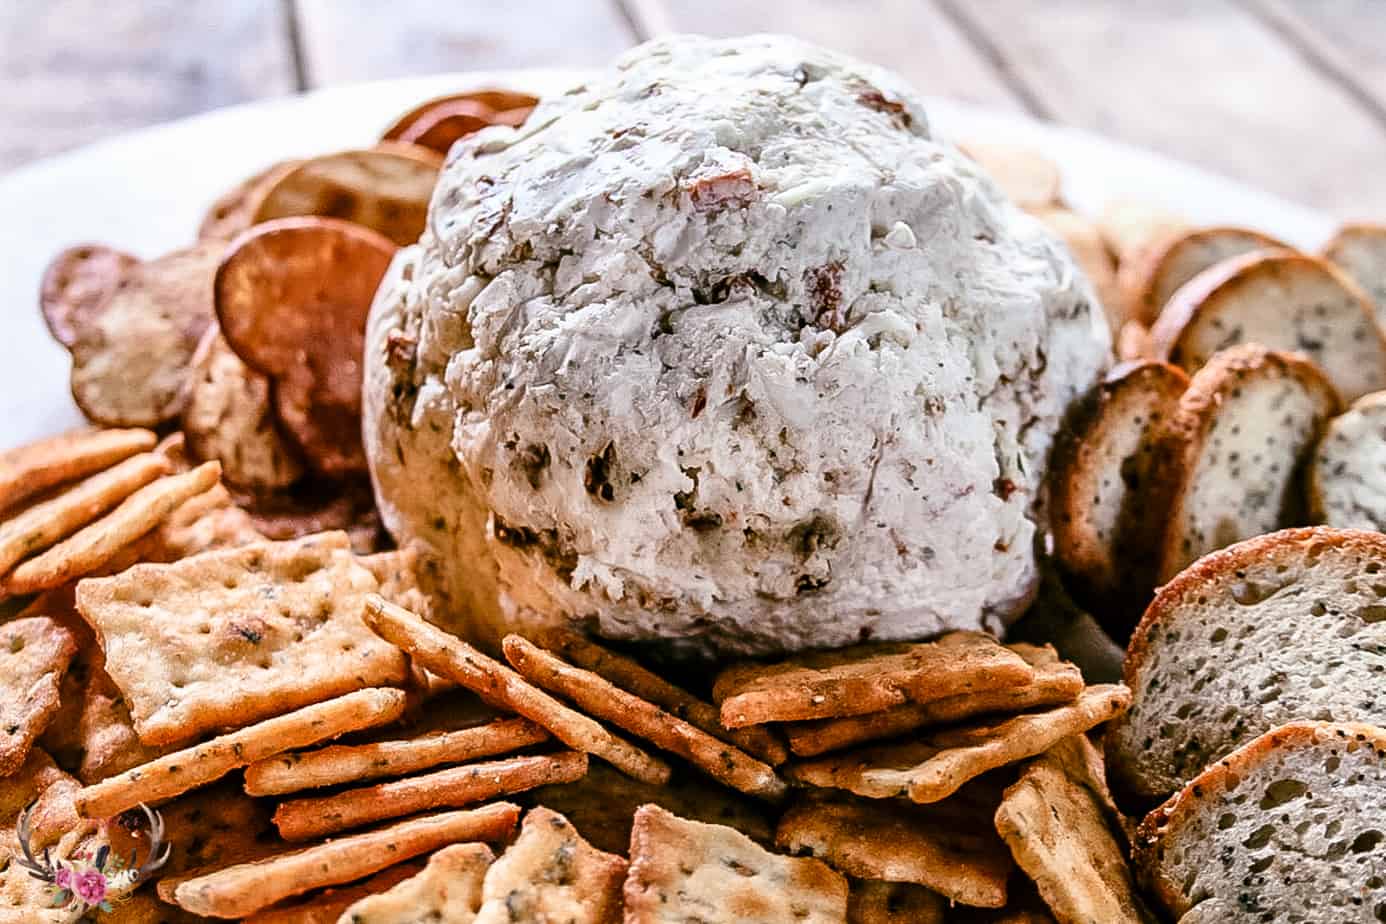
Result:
[15, 802, 170, 917]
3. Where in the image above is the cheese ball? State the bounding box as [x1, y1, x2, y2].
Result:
[364, 34, 1110, 654]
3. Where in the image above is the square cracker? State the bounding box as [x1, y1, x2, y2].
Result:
[340, 843, 493, 923]
[713, 632, 1034, 728]
[520, 763, 775, 857]
[785, 685, 1131, 803]
[474, 807, 626, 924]
[624, 804, 848, 924]
[169, 803, 521, 919]
[240, 862, 426, 924]
[0, 616, 78, 776]
[0, 747, 80, 865]
[78, 531, 408, 746]
[784, 644, 1083, 757]
[775, 792, 1012, 908]
[993, 736, 1151, 924]
[503, 635, 785, 801]
[847, 880, 947, 924]
[0, 427, 155, 513]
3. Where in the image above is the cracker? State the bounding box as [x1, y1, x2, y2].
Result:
[784, 644, 1084, 757]
[0, 617, 78, 776]
[0, 748, 79, 863]
[198, 159, 301, 242]
[130, 484, 267, 562]
[994, 737, 1149, 924]
[74, 687, 406, 819]
[624, 804, 848, 924]
[536, 627, 787, 765]
[245, 715, 548, 796]
[272, 750, 586, 841]
[77, 662, 170, 783]
[520, 762, 775, 856]
[341, 843, 492, 923]
[169, 803, 520, 919]
[0, 427, 156, 513]
[714, 632, 1034, 728]
[77, 532, 407, 746]
[240, 862, 425, 924]
[0, 451, 169, 576]
[363, 595, 670, 785]
[104, 780, 277, 882]
[785, 685, 1131, 803]
[474, 806, 626, 924]
[504, 635, 785, 801]
[358, 547, 430, 617]
[5, 462, 221, 596]
[39, 243, 140, 349]
[776, 794, 1012, 908]
[847, 880, 946, 924]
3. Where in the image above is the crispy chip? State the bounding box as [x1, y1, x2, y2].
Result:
[104, 781, 277, 882]
[785, 685, 1131, 803]
[170, 803, 520, 919]
[198, 160, 301, 242]
[127, 484, 267, 563]
[273, 750, 586, 841]
[537, 627, 787, 765]
[363, 596, 670, 785]
[240, 862, 425, 924]
[847, 880, 947, 924]
[0, 618, 78, 776]
[39, 244, 140, 350]
[0, 452, 169, 576]
[182, 330, 304, 490]
[215, 217, 396, 477]
[624, 804, 848, 924]
[78, 532, 407, 746]
[994, 737, 1150, 924]
[714, 632, 1034, 728]
[380, 89, 538, 153]
[0, 748, 78, 863]
[776, 794, 1012, 908]
[77, 661, 171, 783]
[340, 843, 492, 923]
[5, 462, 221, 595]
[0, 427, 155, 513]
[504, 635, 784, 801]
[74, 687, 406, 819]
[67, 242, 223, 428]
[358, 546, 430, 617]
[520, 762, 774, 857]
[244, 715, 548, 796]
[784, 644, 1083, 757]
[474, 806, 625, 924]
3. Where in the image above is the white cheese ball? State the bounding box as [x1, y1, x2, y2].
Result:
[364, 34, 1111, 654]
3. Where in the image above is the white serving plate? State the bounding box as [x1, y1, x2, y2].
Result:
[0, 69, 1334, 449]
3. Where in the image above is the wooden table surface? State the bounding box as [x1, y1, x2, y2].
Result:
[3, 0, 1384, 219]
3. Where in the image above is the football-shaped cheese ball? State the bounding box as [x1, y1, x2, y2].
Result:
[364, 34, 1110, 654]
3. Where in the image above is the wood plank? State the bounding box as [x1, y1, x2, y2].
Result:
[0, 0, 295, 171]
[633, 0, 1027, 111]
[293, 0, 636, 85]
[946, 0, 1386, 219]
[1243, 0, 1386, 116]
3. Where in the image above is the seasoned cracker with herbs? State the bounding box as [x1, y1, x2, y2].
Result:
[0, 617, 78, 776]
[339, 842, 493, 924]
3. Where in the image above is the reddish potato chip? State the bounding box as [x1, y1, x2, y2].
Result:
[198, 159, 302, 242]
[215, 217, 396, 477]
[249, 148, 440, 247]
[491, 106, 535, 128]
[39, 244, 139, 349]
[390, 98, 494, 154]
[232, 477, 383, 552]
[381, 89, 538, 141]
[67, 242, 222, 427]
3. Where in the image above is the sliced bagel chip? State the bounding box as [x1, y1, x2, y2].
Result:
[1096, 199, 1190, 264]
[1150, 249, 1386, 402]
[383, 96, 495, 154]
[182, 328, 304, 490]
[381, 89, 539, 145]
[1117, 226, 1286, 326]
[39, 243, 139, 348]
[249, 147, 441, 247]
[1321, 220, 1386, 316]
[198, 159, 302, 242]
[216, 217, 396, 477]
[67, 241, 223, 427]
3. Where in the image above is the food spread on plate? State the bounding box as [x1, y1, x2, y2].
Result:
[0, 31, 1384, 923]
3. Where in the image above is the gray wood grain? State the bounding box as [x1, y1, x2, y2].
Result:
[0, 0, 295, 170]
[293, 0, 636, 85]
[635, 0, 1026, 111]
[947, 0, 1386, 219]
[1243, 0, 1386, 119]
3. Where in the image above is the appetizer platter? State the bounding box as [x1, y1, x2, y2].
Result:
[0, 32, 1383, 924]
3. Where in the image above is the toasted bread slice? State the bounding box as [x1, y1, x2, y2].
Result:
[1117, 227, 1285, 327]
[1107, 527, 1386, 807]
[1133, 721, 1386, 921]
[1154, 345, 1340, 582]
[1096, 199, 1190, 264]
[1321, 221, 1386, 318]
[1149, 250, 1386, 402]
[1050, 361, 1188, 614]
[1310, 390, 1386, 531]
